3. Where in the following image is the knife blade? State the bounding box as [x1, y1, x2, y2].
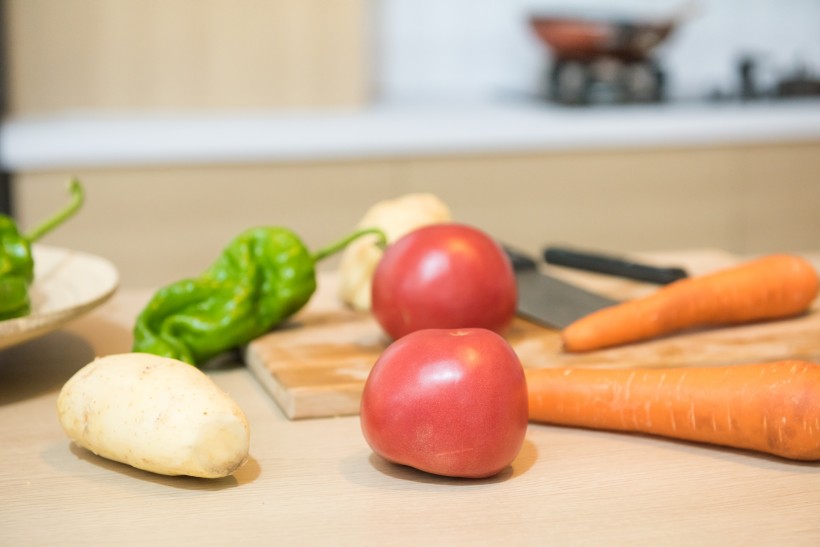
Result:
[543, 246, 688, 285]
[503, 246, 618, 329]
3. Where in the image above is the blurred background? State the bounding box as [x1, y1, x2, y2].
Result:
[1, 0, 819, 287]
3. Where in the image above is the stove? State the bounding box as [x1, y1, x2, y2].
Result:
[529, 13, 676, 106]
[548, 56, 666, 105]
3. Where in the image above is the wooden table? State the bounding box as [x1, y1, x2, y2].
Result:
[3, 256, 820, 545]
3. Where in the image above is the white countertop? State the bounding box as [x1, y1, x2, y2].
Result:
[2, 99, 820, 171]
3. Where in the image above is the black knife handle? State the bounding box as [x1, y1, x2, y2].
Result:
[543, 246, 688, 285]
[502, 245, 538, 272]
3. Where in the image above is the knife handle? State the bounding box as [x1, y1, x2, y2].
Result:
[543, 246, 688, 285]
[502, 245, 538, 272]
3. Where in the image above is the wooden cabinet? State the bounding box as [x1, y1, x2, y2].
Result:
[13, 140, 820, 287]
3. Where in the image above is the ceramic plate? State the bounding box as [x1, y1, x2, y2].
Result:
[0, 245, 119, 350]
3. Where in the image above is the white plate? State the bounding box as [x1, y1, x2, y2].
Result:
[0, 245, 119, 350]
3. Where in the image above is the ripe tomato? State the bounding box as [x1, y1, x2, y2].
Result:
[360, 328, 528, 479]
[371, 223, 517, 340]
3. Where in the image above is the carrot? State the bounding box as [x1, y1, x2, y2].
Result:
[526, 360, 820, 460]
[562, 254, 819, 352]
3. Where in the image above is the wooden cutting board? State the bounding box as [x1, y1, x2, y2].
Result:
[244, 249, 820, 420]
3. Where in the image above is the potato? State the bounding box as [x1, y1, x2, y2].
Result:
[338, 193, 452, 310]
[57, 353, 250, 478]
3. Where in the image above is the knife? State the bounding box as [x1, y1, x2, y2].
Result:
[503, 246, 619, 329]
[543, 246, 688, 285]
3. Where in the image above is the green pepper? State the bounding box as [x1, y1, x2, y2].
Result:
[132, 226, 386, 366]
[0, 179, 85, 320]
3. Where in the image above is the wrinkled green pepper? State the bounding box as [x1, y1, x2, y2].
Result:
[0, 179, 85, 320]
[132, 226, 386, 366]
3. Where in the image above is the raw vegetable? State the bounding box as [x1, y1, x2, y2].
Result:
[0, 179, 84, 320]
[57, 353, 250, 478]
[133, 226, 386, 365]
[526, 360, 820, 460]
[360, 328, 528, 478]
[371, 223, 517, 340]
[563, 254, 819, 352]
[338, 193, 452, 311]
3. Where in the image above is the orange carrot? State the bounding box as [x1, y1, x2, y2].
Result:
[562, 254, 819, 352]
[526, 360, 820, 460]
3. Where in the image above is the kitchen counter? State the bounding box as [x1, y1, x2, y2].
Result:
[3, 253, 820, 545]
[2, 99, 820, 171]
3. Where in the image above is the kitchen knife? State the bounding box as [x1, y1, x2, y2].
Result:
[503, 246, 618, 329]
[543, 246, 688, 285]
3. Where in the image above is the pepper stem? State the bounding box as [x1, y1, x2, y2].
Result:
[25, 178, 85, 243]
[311, 227, 388, 264]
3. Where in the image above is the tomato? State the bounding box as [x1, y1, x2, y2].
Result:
[371, 223, 517, 340]
[360, 328, 528, 479]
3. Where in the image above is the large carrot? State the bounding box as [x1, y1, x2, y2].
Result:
[562, 254, 819, 352]
[526, 360, 820, 460]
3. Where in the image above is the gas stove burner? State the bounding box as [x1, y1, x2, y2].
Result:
[548, 57, 666, 105]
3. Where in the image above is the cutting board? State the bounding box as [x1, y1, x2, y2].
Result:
[244, 249, 820, 420]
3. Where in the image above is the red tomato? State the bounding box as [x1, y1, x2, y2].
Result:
[360, 328, 528, 479]
[371, 223, 517, 340]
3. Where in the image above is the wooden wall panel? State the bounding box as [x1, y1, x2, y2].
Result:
[3, 0, 370, 114]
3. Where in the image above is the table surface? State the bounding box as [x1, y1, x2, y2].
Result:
[3, 257, 820, 546]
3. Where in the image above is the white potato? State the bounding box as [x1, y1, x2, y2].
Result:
[57, 353, 250, 479]
[338, 193, 452, 310]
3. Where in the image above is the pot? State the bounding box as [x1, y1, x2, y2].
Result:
[529, 14, 677, 63]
